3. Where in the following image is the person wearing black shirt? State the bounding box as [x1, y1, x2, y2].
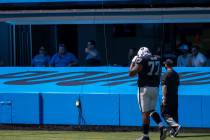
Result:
[162, 59, 181, 137]
[129, 47, 167, 140]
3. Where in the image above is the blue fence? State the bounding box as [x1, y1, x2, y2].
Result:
[0, 67, 210, 127]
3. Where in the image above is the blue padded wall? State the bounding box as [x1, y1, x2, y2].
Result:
[0, 98, 12, 123]
[202, 96, 210, 128]
[119, 94, 141, 126]
[0, 92, 210, 128]
[120, 93, 163, 127]
[179, 95, 202, 127]
[0, 67, 210, 127]
[42, 93, 79, 125]
[0, 93, 39, 124]
[80, 94, 119, 126]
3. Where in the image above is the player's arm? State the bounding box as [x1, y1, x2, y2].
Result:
[162, 85, 167, 105]
[162, 74, 168, 105]
[129, 62, 143, 77]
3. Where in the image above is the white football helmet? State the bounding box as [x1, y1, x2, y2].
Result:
[137, 47, 151, 57]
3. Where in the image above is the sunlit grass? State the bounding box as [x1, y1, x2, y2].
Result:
[0, 130, 210, 140]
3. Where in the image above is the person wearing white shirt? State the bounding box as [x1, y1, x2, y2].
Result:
[85, 40, 101, 66]
[177, 44, 192, 67]
[191, 45, 207, 67]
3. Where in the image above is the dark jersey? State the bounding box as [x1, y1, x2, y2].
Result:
[162, 69, 180, 105]
[136, 55, 161, 87]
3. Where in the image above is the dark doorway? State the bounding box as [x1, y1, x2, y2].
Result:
[57, 25, 78, 57]
[15, 25, 32, 66]
[32, 25, 57, 58]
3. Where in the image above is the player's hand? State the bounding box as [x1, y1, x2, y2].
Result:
[162, 99, 166, 106]
[131, 55, 138, 63]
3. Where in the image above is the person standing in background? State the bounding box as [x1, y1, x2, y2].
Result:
[161, 59, 181, 137]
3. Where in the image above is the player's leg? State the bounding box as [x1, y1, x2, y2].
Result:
[171, 106, 181, 137]
[162, 113, 179, 127]
[148, 87, 167, 140]
[150, 110, 167, 140]
[136, 87, 150, 140]
[136, 112, 150, 140]
[167, 121, 181, 137]
[149, 87, 163, 127]
[161, 106, 180, 137]
[173, 104, 178, 123]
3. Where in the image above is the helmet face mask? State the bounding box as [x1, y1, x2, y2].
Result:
[137, 47, 151, 57]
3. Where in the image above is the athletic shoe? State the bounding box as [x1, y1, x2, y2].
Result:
[169, 129, 175, 137]
[173, 125, 181, 137]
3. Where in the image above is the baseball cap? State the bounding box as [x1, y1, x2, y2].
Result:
[163, 59, 173, 65]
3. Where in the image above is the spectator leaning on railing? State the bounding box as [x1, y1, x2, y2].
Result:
[177, 44, 192, 67]
[85, 40, 101, 66]
[50, 44, 79, 67]
[190, 45, 207, 67]
[32, 46, 51, 67]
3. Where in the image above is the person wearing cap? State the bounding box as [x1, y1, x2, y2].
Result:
[190, 45, 207, 67]
[85, 40, 101, 66]
[32, 46, 51, 67]
[161, 59, 181, 137]
[177, 44, 192, 67]
[50, 44, 78, 67]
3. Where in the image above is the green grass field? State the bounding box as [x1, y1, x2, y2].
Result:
[0, 130, 210, 140]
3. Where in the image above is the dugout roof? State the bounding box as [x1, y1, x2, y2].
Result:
[1, 7, 210, 25]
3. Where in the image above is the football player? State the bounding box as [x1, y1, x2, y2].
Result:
[129, 47, 167, 140]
